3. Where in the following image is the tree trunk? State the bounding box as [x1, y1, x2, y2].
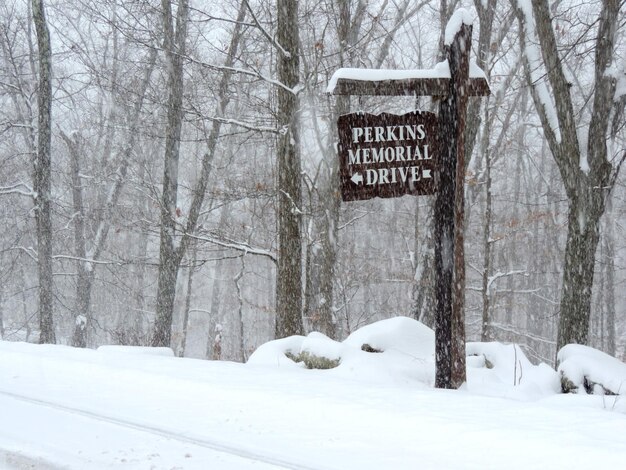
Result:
[235, 258, 246, 362]
[557, 193, 603, 349]
[153, 0, 245, 346]
[516, 0, 620, 354]
[205, 205, 230, 359]
[604, 195, 616, 356]
[180, 240, 197, 357]
[152, 0, 190, 347]
[480, 105, 493, 343]
[0, 283, 4, 339]
[32, 0, 55, 344]
[465, 0, 497, 167]
[309, 0, 354, 340]
[274, 0, 304, 338]
[61, 132, 91, 347]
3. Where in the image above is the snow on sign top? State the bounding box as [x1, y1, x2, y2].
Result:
[326, 61, 450, 89]
[326, 62, 448, 94]
[444, 8, 475, 45]
[326, 60, 489, 95]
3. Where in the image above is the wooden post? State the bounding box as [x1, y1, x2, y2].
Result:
[434, 24, 471, 389]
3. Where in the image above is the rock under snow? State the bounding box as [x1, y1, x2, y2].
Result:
[557, 344, 626, 395]
[343, 316, 435, 358]
[248, 316, 436, 386]
[466, 342, 560, 399]
[248, 316, 560, 398]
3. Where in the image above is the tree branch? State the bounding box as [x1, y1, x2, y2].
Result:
[187, 233, 276, 263]
[243, 0, 291, 58]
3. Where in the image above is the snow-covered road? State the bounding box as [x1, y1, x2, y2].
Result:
[0, 389, 318, 469]
[1, 340, 625, 469]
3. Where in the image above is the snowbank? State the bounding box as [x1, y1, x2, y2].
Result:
[466, 342, 559, 399]
[1, 338, 625, 469]
[249, 317, 560, 399]
[248, 316, 436, 386]
[558, 344, 626, 395]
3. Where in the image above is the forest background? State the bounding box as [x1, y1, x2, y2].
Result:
[1, 0, 624, 367]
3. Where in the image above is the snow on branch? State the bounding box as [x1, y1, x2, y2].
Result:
[515, 0, 561, 144]
[242, 0, 291, 59]
[188, 233, 276, 263]
[490, 322, 556, 346]
[199, 115, 284, 134]
[12, 246, 39, 262]
[0, 182, 35, 198]
[52, 254, 122, 267]
[487, 269, 528, 294]
[187, 55, 300, 96]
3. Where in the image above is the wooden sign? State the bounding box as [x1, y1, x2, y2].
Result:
[329, 9, 490, 390]
[337, 111, 438, 201]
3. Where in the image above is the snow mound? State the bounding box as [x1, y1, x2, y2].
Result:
[343, 316, 434, 359]
[248, 317, 435, 386]
[249, 317, 560, 398]
[466, 342, 559, 399]
[246, 335, 306, 369]
[557, 344, 626, 395]
[300, 332, 343, 360]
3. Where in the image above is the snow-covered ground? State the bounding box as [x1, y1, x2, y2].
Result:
[1, 318, 625, 469]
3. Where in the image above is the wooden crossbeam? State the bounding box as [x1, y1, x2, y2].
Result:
[331, 76, 490, 97]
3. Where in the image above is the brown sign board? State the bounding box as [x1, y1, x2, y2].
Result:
[338, 111, 438, 201]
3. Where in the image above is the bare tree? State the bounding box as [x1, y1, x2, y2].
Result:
[151, 0, 190, 347]
[153, 0, 247, 346]
[514, 0, 624, 352]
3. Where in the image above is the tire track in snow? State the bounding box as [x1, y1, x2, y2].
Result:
[0, 389, 329, 470]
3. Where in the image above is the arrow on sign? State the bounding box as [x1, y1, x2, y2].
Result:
[351, 173, 363, 185]
[423, 169, 432, 178]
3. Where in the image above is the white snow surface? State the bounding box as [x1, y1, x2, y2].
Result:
[1, 317, 625, 469]
[96, 345, 175, 357]
[558, 344, 626, 395]
[466, 342, 560, 400]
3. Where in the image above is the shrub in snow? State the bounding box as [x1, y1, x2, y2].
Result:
[557, 345, 626, 395]
[361, 344, 383, 353]
[285, 351, 340, 369]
